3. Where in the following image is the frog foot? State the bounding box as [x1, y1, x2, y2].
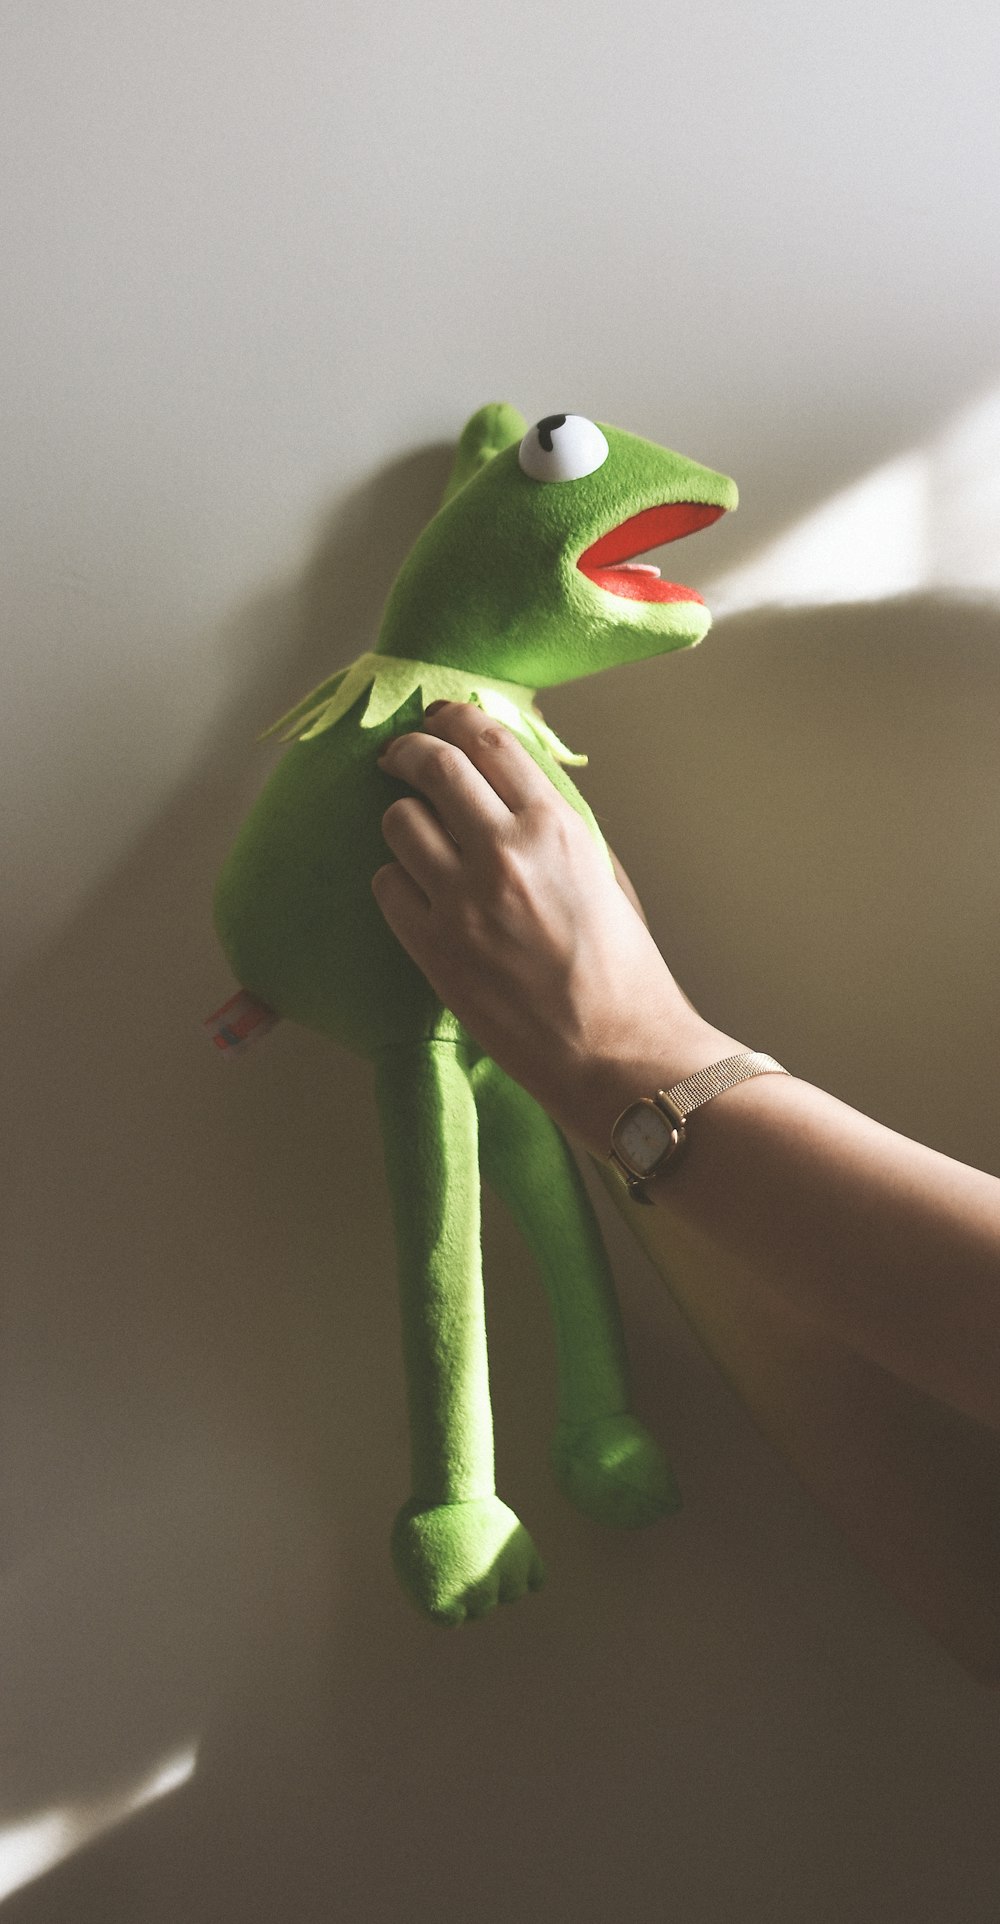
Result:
[551, 1414, 681, 1529]
[391, 1495, 545, 1625]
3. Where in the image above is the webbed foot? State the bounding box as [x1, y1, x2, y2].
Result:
[552, 1414, 681, 1529]
[391, 1495, 545, 1625]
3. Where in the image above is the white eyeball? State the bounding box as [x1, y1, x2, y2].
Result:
[518, 413, 610, 483]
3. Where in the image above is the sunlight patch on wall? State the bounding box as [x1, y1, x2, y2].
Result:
[705, 386, 1000, 616]
[0, 1743, 198, 1905]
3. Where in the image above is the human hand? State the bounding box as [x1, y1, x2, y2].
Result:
[371, 702, 734, 1155]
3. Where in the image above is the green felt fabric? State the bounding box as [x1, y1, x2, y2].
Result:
[214, 402, 734, 1622]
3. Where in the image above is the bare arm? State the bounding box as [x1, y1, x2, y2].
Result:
[619, 1061, 1000, 1432]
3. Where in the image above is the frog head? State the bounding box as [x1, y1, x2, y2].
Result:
[376, 406, 737, 689]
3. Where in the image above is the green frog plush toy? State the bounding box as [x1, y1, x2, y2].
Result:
[214, 404, 736, 1623]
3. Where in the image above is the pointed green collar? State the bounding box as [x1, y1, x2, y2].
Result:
[260, 650, 587, 766]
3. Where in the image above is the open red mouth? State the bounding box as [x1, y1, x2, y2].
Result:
[576, 501, 726, 605]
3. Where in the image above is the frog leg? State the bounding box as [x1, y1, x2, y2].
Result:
[471, 1054, 681, 1527]
[373, 1041, 544, 1623]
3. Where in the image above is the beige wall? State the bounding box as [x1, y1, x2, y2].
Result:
[3, 5, 999, 1919]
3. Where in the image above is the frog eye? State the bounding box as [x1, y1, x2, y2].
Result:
[518, 413, 610, 483]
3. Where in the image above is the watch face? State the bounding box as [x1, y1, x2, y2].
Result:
[612, 1099, 677, 1177]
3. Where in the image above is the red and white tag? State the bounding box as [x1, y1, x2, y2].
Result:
[203, 988, 280, 1057]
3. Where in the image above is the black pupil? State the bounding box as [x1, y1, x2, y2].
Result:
[536, 414, 567, 453]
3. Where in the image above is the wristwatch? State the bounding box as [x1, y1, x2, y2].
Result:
[609, 1050, 789, 1203]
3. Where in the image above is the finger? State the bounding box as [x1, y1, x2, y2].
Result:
[381, 795, 462, 898]
[371, 858, 433, 931]
[608, 846, 648, 926]
[421, 701, 556, 814]
[377, 727, 510, 849]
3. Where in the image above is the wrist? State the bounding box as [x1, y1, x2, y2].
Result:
[568, 1016, 747, 1160]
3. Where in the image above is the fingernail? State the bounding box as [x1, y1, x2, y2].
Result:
[424, 699, 449, 716]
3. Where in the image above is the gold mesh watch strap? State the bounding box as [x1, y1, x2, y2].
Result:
[658, 1051, 789, 1121]
[611, 1050, 791, 1203]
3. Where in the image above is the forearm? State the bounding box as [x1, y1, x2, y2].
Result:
[585, 1038, 1000, 1431]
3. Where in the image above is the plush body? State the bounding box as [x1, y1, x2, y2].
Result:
[215, 405, 737, 1622]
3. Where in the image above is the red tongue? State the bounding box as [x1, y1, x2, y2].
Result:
[579, 500, 725, 570]
[583, 568, 704, 604]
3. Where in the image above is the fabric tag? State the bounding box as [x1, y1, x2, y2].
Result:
[203, 989, 280, 1057]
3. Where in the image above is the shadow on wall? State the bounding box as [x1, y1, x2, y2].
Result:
[1, 445, 460, 1901]
[3, 443, 1000, 1922]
